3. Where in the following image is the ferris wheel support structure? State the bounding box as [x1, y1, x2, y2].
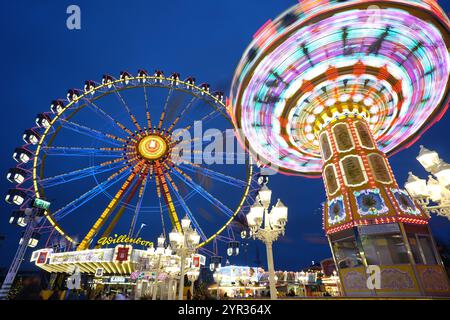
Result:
[0, 209, 38, 300]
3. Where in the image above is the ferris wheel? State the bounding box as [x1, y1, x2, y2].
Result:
[6, 69, 258, 253]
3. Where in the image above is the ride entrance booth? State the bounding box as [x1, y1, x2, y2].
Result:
[31, 243, 151, 298]
[212, 265, 262, 298]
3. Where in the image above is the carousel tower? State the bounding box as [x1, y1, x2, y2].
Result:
[231, 0, 450, 296]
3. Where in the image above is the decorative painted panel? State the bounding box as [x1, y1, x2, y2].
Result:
[319, 131, 333, 161]
[333, 123, 354, 153]
[323, 164, 339, 196]
[327, 196, 346, 226]
[354, 189, 389, 216]
[368, 153, 392, 184]
[340, 155, 367, 187]
[417, 265, 450, 293]
[340, 267, 370, 293]
[390, 188, 421, 215]
[355, 121, 375, 149]
[378, 266, 419, 292]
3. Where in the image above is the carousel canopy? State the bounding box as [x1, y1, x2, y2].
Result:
[231, 0, 450, 176]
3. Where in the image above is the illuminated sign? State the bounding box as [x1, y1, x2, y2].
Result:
[97, 234, 153, 248]
[115, 246, 130, 263]
[33, 198, 51, 210]
[37, 251, 49, 264]
[95, 268, 104, 278]
[110, 276, 126, 283]
[192, 254, 206, 268]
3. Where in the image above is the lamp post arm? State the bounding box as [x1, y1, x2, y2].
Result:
[427, 205, 450, 219]
[412, 195, 450, 220]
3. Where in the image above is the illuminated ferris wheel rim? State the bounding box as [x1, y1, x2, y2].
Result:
[230, 0, 450, 177]
[30, 73, 253, 248]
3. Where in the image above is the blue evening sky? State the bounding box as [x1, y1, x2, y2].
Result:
[0, 0, 449, 271]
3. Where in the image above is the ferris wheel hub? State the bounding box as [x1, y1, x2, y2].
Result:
[137, 134, 169, 161]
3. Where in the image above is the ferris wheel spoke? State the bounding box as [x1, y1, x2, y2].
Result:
[198, 107, 223, 124]
[143, 86, 152, 129]
[178, 163, 247, 188]
[171, 108, 224, 140]
[216, 235, 235, 243]
[157, 88, 174, 130]
[171, 128, 231, 152]
[155, 161, 181, 232]
[52, 166, 132, 221]
[164, 171, 207, 242]
[199, 152, 248, 165]
[129, 172, 150, 237]
[167, 96, 198, 132]
[42, 146, 124, 157]
[155, 176, 169, 237]
[198, 247, 214, 256]
[77, 161, 145, 250]
[56, 118, 126, 146]
[177, 134, 245, 165]
[172, 134, 224, 149]
[170, 168, 234, 218]
[112, 84, 142, 132]
[96, 169, 147, 242]
[83, 98, 135, 137]
[40, 161, 127, 188]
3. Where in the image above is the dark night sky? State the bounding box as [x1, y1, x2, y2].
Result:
[0, 0, 449, 272]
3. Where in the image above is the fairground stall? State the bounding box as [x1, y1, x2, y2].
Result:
[211, 265, 262, 298]
[31, 239, 205, 300]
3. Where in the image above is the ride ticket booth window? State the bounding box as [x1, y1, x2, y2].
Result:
[360, 233, 409, 265]
[330, 229, 363, 269]
[405, 224, 438, 265]
[358, 223, 409, 266]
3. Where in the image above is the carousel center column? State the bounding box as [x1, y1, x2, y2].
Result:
[317, 110, 449, 297]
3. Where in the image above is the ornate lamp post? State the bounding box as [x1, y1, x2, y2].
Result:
[246, 185, 288, 300]
[151, 234, 170, 300]
[405, 146, 450, 219]
[169, 215, 200, 300]
[213, 271, 222, 300]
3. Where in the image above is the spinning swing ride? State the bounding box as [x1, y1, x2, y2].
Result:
[231, 0, 450, 296]
[5, 70, 258, 268]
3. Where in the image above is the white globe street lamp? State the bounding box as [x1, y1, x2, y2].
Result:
[404, 146, 450, 219]
[417, 146, 440, 173]
[435, 162, 450, 188]
[245, 184, 288, 300]
[405, 172, 429, 198]
[169, 215, 200, 300]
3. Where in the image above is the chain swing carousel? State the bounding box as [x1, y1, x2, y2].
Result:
[231, 0, 450, 296]
[5, 70, 258, 298]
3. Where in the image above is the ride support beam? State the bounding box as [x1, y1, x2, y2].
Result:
[155, 161, 181, 232]
[95, 171, 146, 246]
[77, 162, 144, 250]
